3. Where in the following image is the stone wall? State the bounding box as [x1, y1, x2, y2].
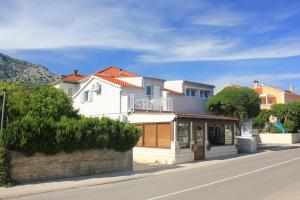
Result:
[10, 149, 132, 183]
[258, 133, 300, 144]
[133, 142, 194, 165]
[205, 145, 237, 159]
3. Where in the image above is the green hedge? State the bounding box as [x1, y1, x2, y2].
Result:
[0, 147, 11, 186]
[0, 116, 141, 156]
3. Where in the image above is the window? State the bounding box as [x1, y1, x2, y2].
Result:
[186, 88, 191, 96]
[177, 122, 190, 148]
[191, 89, 196, 97]
[186, 88, 197, 97]
[200, 90, 210, 99]
[81, 90, 93, 103]
[67, 88, 73, 96]
[146, 85, 153, 97]
[208, 124, 234, 146]
[83, 91, 89, 102]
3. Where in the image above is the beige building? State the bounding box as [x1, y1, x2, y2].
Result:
[253, 81, 300, 109]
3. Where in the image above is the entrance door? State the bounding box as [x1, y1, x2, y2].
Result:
[193, 123, 205, 160]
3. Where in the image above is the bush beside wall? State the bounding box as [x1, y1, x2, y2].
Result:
[0, 117, 141, 156]
[0, 147, 11, 186]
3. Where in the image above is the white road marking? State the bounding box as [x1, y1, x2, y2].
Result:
[146, 156, 300, 200]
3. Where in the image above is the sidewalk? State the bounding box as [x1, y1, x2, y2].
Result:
[0, 145, 296, 199]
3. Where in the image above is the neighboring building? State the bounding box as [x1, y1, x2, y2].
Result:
[53, 66, 239, 164]
[253, 80, 300, 109]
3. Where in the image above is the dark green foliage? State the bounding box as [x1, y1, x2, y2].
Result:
[0, 82, 140, 156]
[253, 109, 271, 129]
[253, 102, 300, 133]
[27, 85, 78, 121]
[0, 82, 78, 122]
[0, 147, 12, 186]
[1, 117, 141, 155]
[1, 116, 58, 156]
[284, 119, 297, 133]
[207, 87, 261, 121]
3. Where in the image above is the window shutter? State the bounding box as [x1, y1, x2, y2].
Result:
[88, 90, 93, 102]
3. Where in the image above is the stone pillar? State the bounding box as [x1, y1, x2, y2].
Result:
[234, 123, 237, 145]
[190, 121, 194, 148]
[204, 122, 209, 157]
[171, 121, 178, 150]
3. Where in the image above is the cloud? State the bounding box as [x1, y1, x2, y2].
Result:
[138, 37, 300, 62]
[0, 0, 164, 51]
[1, 0, 300, 63]
[192, 9, 246, 26]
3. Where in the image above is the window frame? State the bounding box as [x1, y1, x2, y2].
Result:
[177, 122, 191, 149]
[146, 85, 153, 97]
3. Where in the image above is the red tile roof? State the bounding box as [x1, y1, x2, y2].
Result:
[96, 66, 138, 77]
[94, 74, 140, 88]
[61, 74, 87, 81]
[175, 112, 239, 121]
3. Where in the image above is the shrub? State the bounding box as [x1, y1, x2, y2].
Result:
[253, 109, 271, 129]
[27, 85, 79, 121]
[1, 116, 58, 156]
[1, 117, 141, 155]
[0, 147, 12, 186]
[284, 120, 297, 133]
[207, 86, 261, 121]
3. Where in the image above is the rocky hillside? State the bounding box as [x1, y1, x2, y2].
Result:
[0, 53, 58, 85]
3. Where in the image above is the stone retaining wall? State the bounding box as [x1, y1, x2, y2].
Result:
[10, 149, 132, 183]
[205, 145, 237, 159]
[133, 142, 194, 165]
[258, 133, 300, 144]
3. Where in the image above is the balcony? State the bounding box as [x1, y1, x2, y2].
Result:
[124, 94, 173, 112]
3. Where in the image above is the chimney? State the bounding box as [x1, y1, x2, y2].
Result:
[253, 80, 259, 89]
[72, 70, 78, 76]
[290, 84, 295, 92]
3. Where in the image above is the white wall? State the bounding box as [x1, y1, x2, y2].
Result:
[73, 77, 122, 118]
[117, 77, 143, 87]
[55, 82, 80, 97]
[258, 133, 300, 144]
[128, 113, 175, 123]
[171, 94, 209, 113]
[164, 80, 184, 93]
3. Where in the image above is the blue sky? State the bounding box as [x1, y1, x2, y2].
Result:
[1, 0, 300, 92]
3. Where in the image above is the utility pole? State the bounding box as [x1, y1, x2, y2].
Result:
[0, 89, 6, 139]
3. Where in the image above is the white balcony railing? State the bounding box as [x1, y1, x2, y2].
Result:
[126, 94, 173, 112]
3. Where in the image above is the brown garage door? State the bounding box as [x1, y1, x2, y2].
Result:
[157, 123, 171, 148]
[144, 124, 157, 147]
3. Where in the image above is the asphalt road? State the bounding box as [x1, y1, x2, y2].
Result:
[17, 146, 300, 200]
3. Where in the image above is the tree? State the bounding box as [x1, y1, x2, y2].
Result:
[270, 102, 300, 132]
[0, 82, 78, 122]
[27, 85, 78, 121]
[207, 86, 261, 121]
[253, 109, 271, 129]
[0, 82, 31, 122]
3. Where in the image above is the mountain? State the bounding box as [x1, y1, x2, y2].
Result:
[0, 53, 58, 85]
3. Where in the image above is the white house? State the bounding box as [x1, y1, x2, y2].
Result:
[53, 66, 239, 164]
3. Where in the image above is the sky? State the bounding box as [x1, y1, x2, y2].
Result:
[0, 0, 300, 92]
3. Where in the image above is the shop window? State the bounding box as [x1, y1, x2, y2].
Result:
[208, 124, 234, 145]
[177, 122, 190, 148]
